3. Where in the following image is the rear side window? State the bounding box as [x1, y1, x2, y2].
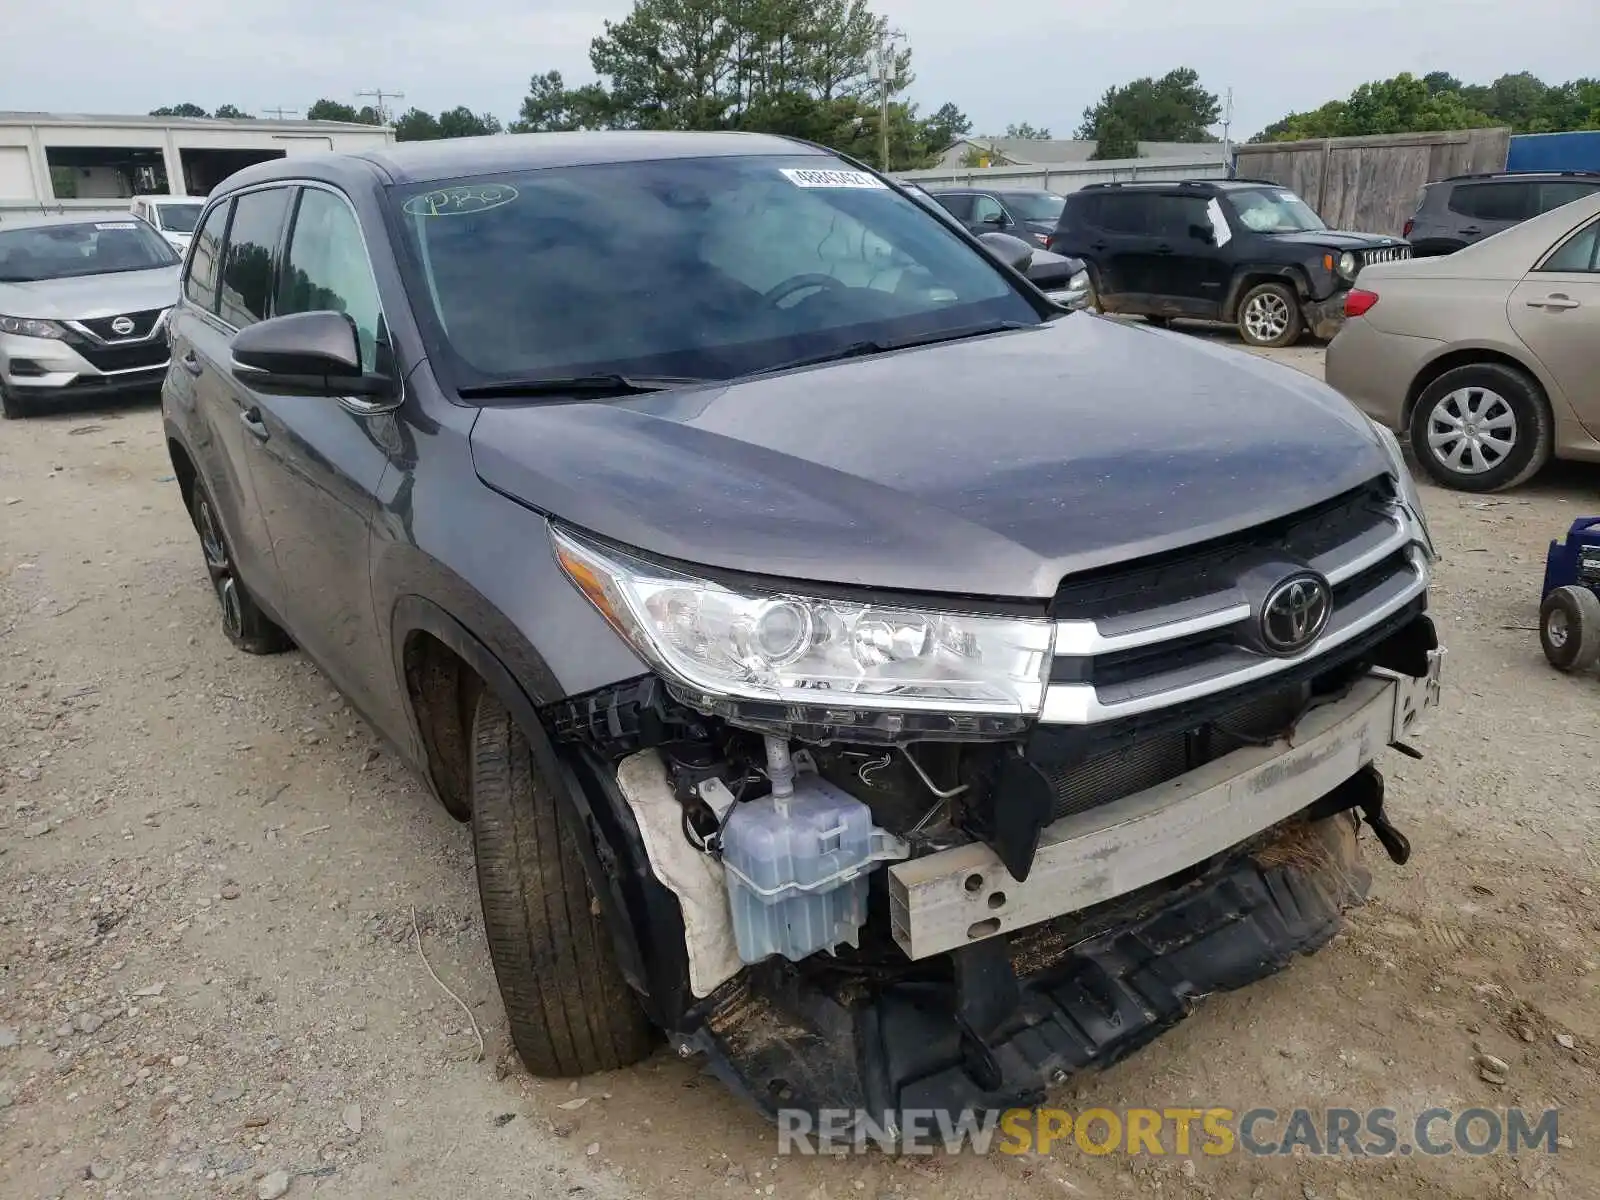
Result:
[935, 194, 973, 220]
[1448, 182, 1534, 222]
[218, 187, 292, 329]
[1537, 181, 1600, 214]
[1095, 194, 1158, 235]
[183, 200, 231, 312]
[1540, 218, 1600, 272]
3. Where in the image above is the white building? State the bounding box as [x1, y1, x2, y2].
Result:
[0, 111, 396, 217]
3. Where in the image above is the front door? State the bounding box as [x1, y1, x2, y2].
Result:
[1150, 193, 1232, 318]
[1508, 214, 1600, 440]
[232, 184, 401, 732]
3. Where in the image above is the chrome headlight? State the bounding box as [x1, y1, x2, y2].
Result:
[1045, 270, 1090, 308]
[552, 529, 1055, 719]
[1338, 251, 1358, 278]
[1368, 418, 1434, 559]
[0, 315, 64, 340]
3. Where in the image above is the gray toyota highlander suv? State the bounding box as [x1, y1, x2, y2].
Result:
[160, 131, 1443, 1129]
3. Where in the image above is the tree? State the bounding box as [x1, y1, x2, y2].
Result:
[1004, 122, 1050, 139]
[305, 99, 383, 125]
[922, 101, 971, 153]
[437, 107, 503, 138]
[1077, 68, 1221, 159]
[213, 105, 252, 120]
[511, 70, 585, 132]
[150, 103, 208, 118]
[393, 108, 442, 141]
[1423, 71, 1462, 96]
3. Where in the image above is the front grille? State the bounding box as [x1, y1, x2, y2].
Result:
[71, 341, 168, 372]
[1041, 479, 1430, 726]
[1360, 245, 1411, 268]
[77, 308, 164, 342]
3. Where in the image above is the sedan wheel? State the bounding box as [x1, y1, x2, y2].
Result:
[1425, 387, 1516, 477]
[1408, 362, 1552, 493]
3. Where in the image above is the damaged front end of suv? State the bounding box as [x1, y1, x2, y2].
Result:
[539, 445, 1441, 1127]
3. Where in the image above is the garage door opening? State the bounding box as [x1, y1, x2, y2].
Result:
[180, 148, 287, 195]
[45, 146, 168, 200]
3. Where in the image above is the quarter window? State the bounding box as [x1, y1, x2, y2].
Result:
[277, 188, 385, 373]
[218, 187, 292, 328]
[183, 200, 231, 313]
[1540, 218, 1600, 273]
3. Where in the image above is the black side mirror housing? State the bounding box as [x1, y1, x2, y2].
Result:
[230, 311, 393, 399]
[977, 231, 1035, 273]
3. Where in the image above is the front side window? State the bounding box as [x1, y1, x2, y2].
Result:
[969, 195, 1007, 225]
[997, 191, 1066, 224]
[390, 155, 1038, 386]
[184, 200, 231, 310]
[0, 220, 178, 282]
[1540, 218, 1600, 273]
[155, 203, 205, 234]
[1227, 188, 1326, 234]
[277, 188, 385, 372]
[218, 187, 292, 328]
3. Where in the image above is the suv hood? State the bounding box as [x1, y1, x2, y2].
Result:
[0, 266, 180, 320]
[471, 318, 1389, 600]
[1264, 230, 1407, 251]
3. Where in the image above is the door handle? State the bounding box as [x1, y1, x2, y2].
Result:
[240, 407, 270, 442]
[1090, 241, 1108, 252]
[1527, 294, 1581, 310]
[179, 350, 203, 377]
[1154, 243, 1174, 255]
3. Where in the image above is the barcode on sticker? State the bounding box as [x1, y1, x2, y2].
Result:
[94, 222, 139, 230]
[779, 168, 887, 190]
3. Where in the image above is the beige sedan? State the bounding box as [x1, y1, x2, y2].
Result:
[1328, 190, 1600, 492]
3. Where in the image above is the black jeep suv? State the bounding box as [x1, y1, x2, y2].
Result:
[162, 133, 1440, 1129]
[1048, 179, 1411, 347]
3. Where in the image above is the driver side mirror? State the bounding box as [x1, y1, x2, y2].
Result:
[230, 311, 393, 399]
[977, 231, 1035, 272]
[1188, 223, 1214, 245]
[980, 211, 1008, 227]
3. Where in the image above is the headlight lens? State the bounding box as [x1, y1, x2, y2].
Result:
[0, 315, 64, 340]
[552, 528, 1055, 715]
[1338, 251, 1358, 278]
[1367, 418, 1434, 559]
[1044, 271, 1090, 307]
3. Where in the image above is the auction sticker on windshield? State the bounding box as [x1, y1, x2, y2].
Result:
[94, 222, 140, 230]
[780, 168, 887, 189]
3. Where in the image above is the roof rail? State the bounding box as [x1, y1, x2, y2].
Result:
[1441, 169, 1600, 183]
[1079, 178, 1222, 191]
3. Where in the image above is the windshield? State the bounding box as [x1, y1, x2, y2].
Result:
[389, 155, 1040, 386]
[998, 191, 1066, 223]
[0, 220, 179, 282]
[154, 203, 204, 233]
[1227, 188, 1327, 234]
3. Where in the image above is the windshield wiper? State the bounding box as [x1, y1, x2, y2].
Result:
[456, 373, 709, 401]
[743, 320, 1032, 379]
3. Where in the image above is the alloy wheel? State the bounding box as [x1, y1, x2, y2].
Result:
[1426, 387, 1517, 476]
[1242, 292, 1291, 343]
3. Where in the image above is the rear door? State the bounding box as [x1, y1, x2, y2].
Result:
[167, 195, 285, 616]
[1092, 193, 1163, 306]
[1448, 181, 1535, 245]
[1508, 213, 1600, 438]
[238, 183, 398, 722]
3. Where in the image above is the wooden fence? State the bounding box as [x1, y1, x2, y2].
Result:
[1232, 128, 1512, 236]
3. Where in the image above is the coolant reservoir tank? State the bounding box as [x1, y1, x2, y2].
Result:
[721, 772, 908, 965]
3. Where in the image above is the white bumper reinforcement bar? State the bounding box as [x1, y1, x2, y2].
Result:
[888, 658, 1442, 960]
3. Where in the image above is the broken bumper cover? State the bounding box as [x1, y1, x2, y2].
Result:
[684, 811, 1369, 1126]
[1303, 292, 1349, 341]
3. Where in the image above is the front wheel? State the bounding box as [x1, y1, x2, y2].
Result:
[1540, 586, 1600, 673]
[1236, 282, 1303, 348]
[0, 383, 29, 419]
[471, 689, 656, 1077]
[1407, 363, 1551, 493]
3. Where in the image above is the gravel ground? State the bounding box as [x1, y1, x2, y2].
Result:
[1, 328, 1596, 1199]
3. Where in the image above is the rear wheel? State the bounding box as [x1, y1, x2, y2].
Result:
[1407, 363, 1551, 493]
[190, 485, 292, 654]
[1540, 586, 1600, 672]
[471, 689, 656, 1077]
[1237, 282, 1303, 348]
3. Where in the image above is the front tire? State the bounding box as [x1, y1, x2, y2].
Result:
[1407, 363, 1551, 493]
[1540, 586, 1600, 673]
[189, 484, 292, 654]
[1237, 282, 1303, 348]
[0, 382, 29, 419]
[471, 690, 655, 1077]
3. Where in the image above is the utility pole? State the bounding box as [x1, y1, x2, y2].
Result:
[262, 106, 299, 120]
[356, 88, 405, 125]
[877, 27, 905, 172]
[1221, 88, 1235, 176]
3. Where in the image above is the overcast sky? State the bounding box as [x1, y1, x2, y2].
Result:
[6, 0, 1596, 140]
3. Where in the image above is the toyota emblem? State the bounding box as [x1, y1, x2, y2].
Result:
[1259, 572, 1332, 655]
[110, 316, 136, 336]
